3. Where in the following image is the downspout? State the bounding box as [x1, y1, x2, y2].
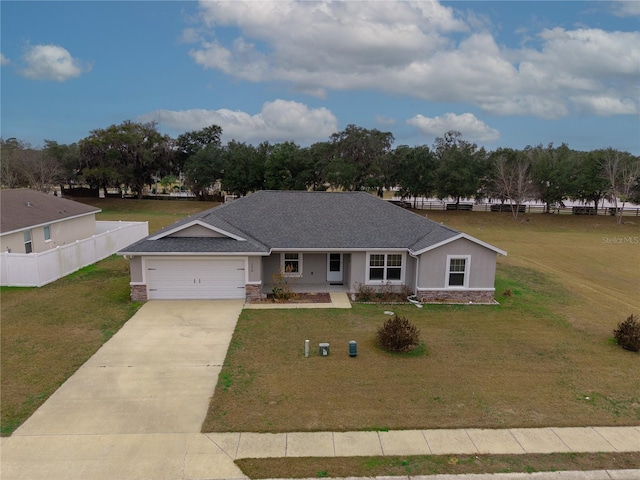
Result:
[408, 251, 422, 308]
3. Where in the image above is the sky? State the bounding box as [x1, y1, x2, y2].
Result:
[1, 1, 639, 155]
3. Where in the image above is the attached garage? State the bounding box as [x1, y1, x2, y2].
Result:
[145, 257, 246, 300]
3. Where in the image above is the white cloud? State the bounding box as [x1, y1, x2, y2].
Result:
[187, 1, 640, 119]
[0, 53, 10, 66]
[20, 44, 89, 81]
[569, 95, 638, 116]
[138, 99, 338, 144]
[407, 113, 500, 142]
[611, 0, 640, 17]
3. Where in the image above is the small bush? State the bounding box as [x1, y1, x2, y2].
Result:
[613, 313, 640, 352]
[377, 315, 420, 353]
[271, 269, 294, 301]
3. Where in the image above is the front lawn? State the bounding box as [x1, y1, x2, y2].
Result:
[203, 263, 639, 433]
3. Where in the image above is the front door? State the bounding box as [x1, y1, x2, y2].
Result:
[326, 253, 343, 283]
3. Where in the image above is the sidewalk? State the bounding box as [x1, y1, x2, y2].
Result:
[244, 291, 352, 309]
[206, 426, 640, 458]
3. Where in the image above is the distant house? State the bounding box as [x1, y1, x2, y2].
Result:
[119, 191, 507, 304]
[0, 189, 100, 254]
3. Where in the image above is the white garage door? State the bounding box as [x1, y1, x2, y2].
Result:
[146, 258, 246, 300]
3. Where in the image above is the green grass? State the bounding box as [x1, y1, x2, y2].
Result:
[236, 452, 640, 478]
[203, 262, 639, 433]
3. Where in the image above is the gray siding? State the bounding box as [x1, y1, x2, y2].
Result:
[130, 256, 143, 283]
[168, 224, 226, 237]
[418, 238, 497, 289]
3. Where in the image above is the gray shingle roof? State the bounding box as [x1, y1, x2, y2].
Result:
[0, 189, 100, 235]
[120, 191, 462, 254]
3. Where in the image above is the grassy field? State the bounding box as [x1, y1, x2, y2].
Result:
[1, 198, 638, 479]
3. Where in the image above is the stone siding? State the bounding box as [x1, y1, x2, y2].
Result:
[245, 284, 265, 302]
[131, 284, 147, 302]
[417, 289, 495, 304]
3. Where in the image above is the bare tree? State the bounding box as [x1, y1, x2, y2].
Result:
[490, 148, 535, 219]
[601, 149, 640, 224]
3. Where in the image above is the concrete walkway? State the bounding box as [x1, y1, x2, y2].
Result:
[245, 291, 352, 309]
[206, 426, 640, 458]
[1, 300, 247, 480]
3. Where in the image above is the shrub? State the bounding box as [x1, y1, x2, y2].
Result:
[271, 269, 294, 301]
[613, 314, 640, 352]
[377, 315, 420, 353]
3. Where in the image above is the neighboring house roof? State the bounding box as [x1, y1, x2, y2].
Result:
[120, 191, 506, 256]
[0, 189, 101, 235]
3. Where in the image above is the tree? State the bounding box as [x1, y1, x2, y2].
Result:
[394, 145, 437, 207]
[0, 138, 29, 188]
[43, 140, 81, 189]
[326, 124, 394, 191]
[434, 131, 486, 204]
[0, 138, 62, 192]
[79, 121, 173, 198]
[175, 125, 222, 174]
[183, 143, 225, 199]
[529, 143, 576, 213]
[571, 150, 610, 214]
[600, 148, 640, 224]
[221, 140, 265, 196]
[264, 141, 313, 190]
[489, 148, 535, 219]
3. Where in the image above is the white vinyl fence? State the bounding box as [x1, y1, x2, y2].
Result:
[0, 221, 148, 287]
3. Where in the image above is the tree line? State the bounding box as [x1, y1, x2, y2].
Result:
[1, 120, 639, 223]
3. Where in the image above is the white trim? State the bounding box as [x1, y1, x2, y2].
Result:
[149, 219, 246, 241]
[412, 233, 507, 256]
[445, 255, 470, 289]
[272, 247, 408, 252]
[119, 251, 267, 256]
[246, 281, 262, 286]
[280, 252, 303, 277]
[365, 251, 406, 286]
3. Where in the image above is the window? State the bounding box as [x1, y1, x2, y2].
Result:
[282, 253, 302, 276]
[24, 230, 33, 254]
[446, 256, 470, 288]
[44, 225, 51, 241]
[367, 253, 404, 283]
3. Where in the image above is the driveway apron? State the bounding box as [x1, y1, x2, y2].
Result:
[1, 300, 247, 480]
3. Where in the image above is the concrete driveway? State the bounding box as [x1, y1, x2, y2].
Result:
[1, 300, 247, 480]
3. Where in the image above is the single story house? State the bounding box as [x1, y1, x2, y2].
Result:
[0, 189, 101, 254]
[119, 191, 506, 303]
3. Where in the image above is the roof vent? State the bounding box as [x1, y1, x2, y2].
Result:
[26, 202, 31, 207]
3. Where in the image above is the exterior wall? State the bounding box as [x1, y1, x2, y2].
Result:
[418, 238, 497, 289]
[0, 214, 96, 254]
[168, 224, 225, 237]
[247, 256, 262, 283]
[405, 255, 417, 291]
[349, 252, 366, 290]
[129, 256, 143, 282]
[245, 284, 264, 302]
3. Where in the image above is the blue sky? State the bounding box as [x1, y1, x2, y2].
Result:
[1, 1, 639, 154]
